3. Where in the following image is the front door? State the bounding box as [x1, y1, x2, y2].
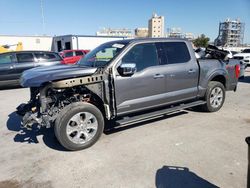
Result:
[14, 52, 35, 79]
[114, 42, 166, 115]
[0, 53, 16, 85]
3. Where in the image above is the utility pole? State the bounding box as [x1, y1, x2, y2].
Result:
[40, 0, 45, 35]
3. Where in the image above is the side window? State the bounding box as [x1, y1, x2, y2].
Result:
[75, 51, 84, 56]
[34, 52, 57, 61]
[121, 43, 158, 72]
[0, 54, 14, 64]
[16, 53, 34, 63]
[64, 52, 74, 57]
[158, 42, 191, 64]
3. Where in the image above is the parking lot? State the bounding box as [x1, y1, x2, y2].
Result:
[0, 69, 249, 188]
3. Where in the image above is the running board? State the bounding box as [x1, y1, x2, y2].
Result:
[116, 100, 206, 126]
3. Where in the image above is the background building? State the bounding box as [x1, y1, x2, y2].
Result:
[167, 28, 183, 38]
[52, 35, 127, 52]
[0, 35, 52, 51]
[166, 28, 194, 40]
[214, 18, 245, 47]
[0, 35, 127, 52]
[148, 13, 165, 38]
[96, 28, 133, 38]
[184, 33, 195, 40]
[135, 28, 148, 38]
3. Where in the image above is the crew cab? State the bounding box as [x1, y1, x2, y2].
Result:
[17, 38, 240, 151]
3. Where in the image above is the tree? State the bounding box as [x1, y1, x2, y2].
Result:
[193, 34, 210, 48]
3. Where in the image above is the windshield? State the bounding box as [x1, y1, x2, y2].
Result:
[78, 41, 128, 67]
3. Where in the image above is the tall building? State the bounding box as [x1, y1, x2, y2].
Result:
[214, 19, 245, 47]
[96, 28, 133, 38]
[148, 13, 165, 38]
[135, 28, 148, 38]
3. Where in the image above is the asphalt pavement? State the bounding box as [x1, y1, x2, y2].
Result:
[0, 69, 250, 188]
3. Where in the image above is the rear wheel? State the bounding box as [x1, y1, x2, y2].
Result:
[201, 81, 225, 112]
[54, 102, 104, 151]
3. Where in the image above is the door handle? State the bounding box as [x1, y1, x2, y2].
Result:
[188, 69, 196, 73]
[154, 74, 164, 79]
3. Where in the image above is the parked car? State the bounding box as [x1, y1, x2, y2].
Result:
[234, 48, 250, 66]
[0, 51, 63, 87]
[17, 38, 240, 151]
[59, 50, 90, 64]
[224, 50, 237, 59]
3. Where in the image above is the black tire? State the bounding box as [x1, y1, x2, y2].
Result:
[54, 102, 104, 151]
[201, 81, 226, 112]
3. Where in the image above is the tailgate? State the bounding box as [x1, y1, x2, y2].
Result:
[225, 59, 240, 91]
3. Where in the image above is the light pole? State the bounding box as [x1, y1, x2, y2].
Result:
[40, 0, 45, 35]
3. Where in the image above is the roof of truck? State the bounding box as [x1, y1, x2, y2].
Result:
[110, 37, 189, 44]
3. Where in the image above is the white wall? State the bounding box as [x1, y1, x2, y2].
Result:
[0, 35, 53, 51]
[77, 36, 125, 50]
[52, 35, 126, 52]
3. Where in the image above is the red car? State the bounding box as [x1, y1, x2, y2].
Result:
[59, 50, 90, 64]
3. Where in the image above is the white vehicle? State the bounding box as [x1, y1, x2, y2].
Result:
[224, 50, 237, 59]
[234, 49, 250, 66]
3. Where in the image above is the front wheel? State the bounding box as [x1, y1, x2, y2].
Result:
[201, 81, 226, 112]
[54, 102, 104, 151]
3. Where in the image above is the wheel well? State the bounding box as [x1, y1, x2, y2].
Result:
[89, 93, 105, 117]
[211, 75, 226, 87]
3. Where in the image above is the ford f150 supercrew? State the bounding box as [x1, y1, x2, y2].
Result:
[16, 38, 240, 151]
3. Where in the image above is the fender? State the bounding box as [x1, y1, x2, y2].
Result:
[198, 68, 227, 98]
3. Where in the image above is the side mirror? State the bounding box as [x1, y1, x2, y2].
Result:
[118, 63, 136, 76]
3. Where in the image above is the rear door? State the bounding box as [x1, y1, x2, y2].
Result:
[75, 51, 85, 63]
[14, 52, 35, 79]
[156, 41, 199, 102]
[0, 53, 16, 83]
[63, 51, 75, 64]
[114, 42, 166, 115]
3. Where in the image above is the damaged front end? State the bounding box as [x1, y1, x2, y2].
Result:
[16, 70, 115, 130]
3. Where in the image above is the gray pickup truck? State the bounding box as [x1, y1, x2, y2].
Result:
[17, 38, 240, 151]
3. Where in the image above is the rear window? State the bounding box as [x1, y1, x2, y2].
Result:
[34, 52, 61, 61]
[0, 54, 14, 64]
[75, 51, 84, 56]
[16, 53, 34, 63]
[157, 42, 191, 64]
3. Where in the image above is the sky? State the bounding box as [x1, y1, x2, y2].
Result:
[0, 0, 249, 43]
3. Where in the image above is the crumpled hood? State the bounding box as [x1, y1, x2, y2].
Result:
[20, 64, 97, 87]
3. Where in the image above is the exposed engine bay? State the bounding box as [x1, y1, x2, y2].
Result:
[17, 70, 114, 130]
